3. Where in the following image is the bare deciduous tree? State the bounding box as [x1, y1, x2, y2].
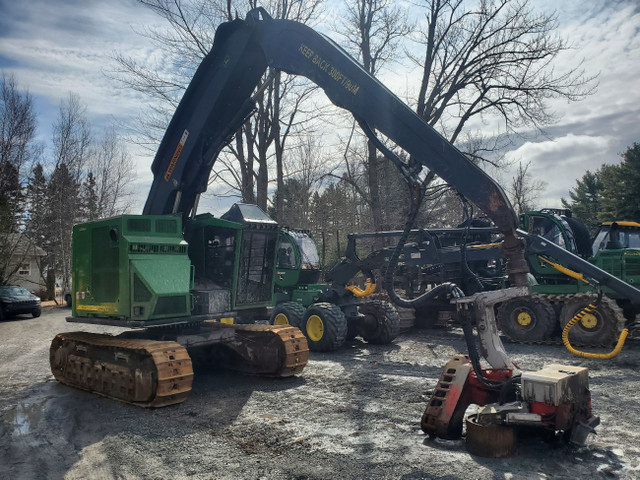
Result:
[112, 0, 324, 217]
[508, 160, 546, 214]
[337, 0, 412, 232]
[52, 93, 91, 181]
[0, 73, 38, 285]
[89, 127, 136, 217]
[48, 94, 92, 291]
[412, 0, 595, 148]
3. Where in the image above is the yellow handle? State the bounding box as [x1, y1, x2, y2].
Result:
[346, 278, 376, 297]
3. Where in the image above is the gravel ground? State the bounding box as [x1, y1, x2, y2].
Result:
[1, 306, 640, 479]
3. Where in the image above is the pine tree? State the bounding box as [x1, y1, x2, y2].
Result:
[24, 163, 50, 292]
[81, 172, 99, 221]
[614, 143, 640, 220]
[561, 170, 603, 234]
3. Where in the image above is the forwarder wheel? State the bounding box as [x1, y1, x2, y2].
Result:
[559, 297, 619, 346]
[358, 300, 400, 344]
[270, 302, 306, 328]
[497, 297, 556, 342]
[302, 303, 347, 352]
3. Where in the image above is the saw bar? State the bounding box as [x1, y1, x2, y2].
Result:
[50, 332, 193, 407]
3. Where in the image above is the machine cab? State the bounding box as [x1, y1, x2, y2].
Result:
[274, 229, 321, 288]
[592, 221, 640, 255]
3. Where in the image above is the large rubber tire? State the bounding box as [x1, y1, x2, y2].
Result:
[559, 297, 620, 345]
[358, 300, 401, 344]
[302, 303, 348, 352]
[270, 302, 306, 328]
[32, 307, 41, 318]
[497, 297, 556, 342]
[64, 294, 72, 308]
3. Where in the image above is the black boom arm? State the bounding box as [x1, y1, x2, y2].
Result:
[143, 8, 528, 281]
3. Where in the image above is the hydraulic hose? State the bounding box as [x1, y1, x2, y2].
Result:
[562, 293, 629, 359]
[537, 258, 629, 358]
[458, 199, 487, 293]
[384, 184, 465, 308]
[459, 314, 506, 389]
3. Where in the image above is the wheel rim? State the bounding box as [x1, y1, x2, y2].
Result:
[306, 315, 324, 341]
[516, 311, 532, 326]
[512, 307, 535, 330]
[273, 313, 289, 325]
[579, 312, 599, 330]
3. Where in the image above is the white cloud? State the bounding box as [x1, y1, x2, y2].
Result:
[1, 0, 638, 217]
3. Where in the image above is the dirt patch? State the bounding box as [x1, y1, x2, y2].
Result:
[1, 307, 639, 479]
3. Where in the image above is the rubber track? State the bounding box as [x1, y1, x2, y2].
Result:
[50, 331, 193, 407]
[497, 294, 629, 347]
[230, 324, 309, 376]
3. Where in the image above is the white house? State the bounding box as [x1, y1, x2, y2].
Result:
[2, 233, 46, 293]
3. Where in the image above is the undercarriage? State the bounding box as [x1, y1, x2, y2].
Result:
[50, 322, 309, 407]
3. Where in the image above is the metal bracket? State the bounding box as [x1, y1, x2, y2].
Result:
[453, 286, 530, 370]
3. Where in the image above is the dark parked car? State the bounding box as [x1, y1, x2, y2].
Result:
[0, 286, 41, 320]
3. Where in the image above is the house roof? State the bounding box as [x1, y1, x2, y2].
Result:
[2, 233, 46, 257]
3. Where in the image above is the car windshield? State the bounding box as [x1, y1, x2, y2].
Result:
[0, 286, 31, 296]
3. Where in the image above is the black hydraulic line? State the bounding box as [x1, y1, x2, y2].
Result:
[355, 116, 415, 183]
[458, 198, 487, 293]
[382, 180, 464, 308]
[459, 314, 505, 390]
[498, 374, 522, 405]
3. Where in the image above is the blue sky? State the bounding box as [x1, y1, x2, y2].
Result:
[1, 0, 639, 215]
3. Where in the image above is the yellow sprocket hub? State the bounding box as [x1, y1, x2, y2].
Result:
[273, 313, 289, 325]
[580, 312, 599, 329]
[516, 311, 532, 326]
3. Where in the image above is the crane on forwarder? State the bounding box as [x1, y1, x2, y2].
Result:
[48, 9, 640, 453]
[334, 210, 640, 346]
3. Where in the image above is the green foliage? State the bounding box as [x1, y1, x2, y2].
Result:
[563, 143, 640, 234]
[561, 170, 603, 234]
[82, 172, 99, 221]
[602, 143, 640, 221]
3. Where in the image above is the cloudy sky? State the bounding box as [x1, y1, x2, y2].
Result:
[0, 0, 638, 215]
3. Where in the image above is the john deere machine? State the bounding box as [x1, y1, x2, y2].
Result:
[49, 8, 640, 451]
[497, 210, 640, 345]
[270, 227, 400, 352]
[334, 209, 640, 346]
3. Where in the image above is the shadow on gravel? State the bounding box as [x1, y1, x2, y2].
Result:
[418, 417, 625, 478]
[0, 361, 307, 480]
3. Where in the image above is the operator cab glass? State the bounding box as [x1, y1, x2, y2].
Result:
[592, 223, 640, 256]
[277, 230, 321, 285]
[529, 215, 570, 249]
[276, 239, 296, 268]
[289, 231, 320, 270]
